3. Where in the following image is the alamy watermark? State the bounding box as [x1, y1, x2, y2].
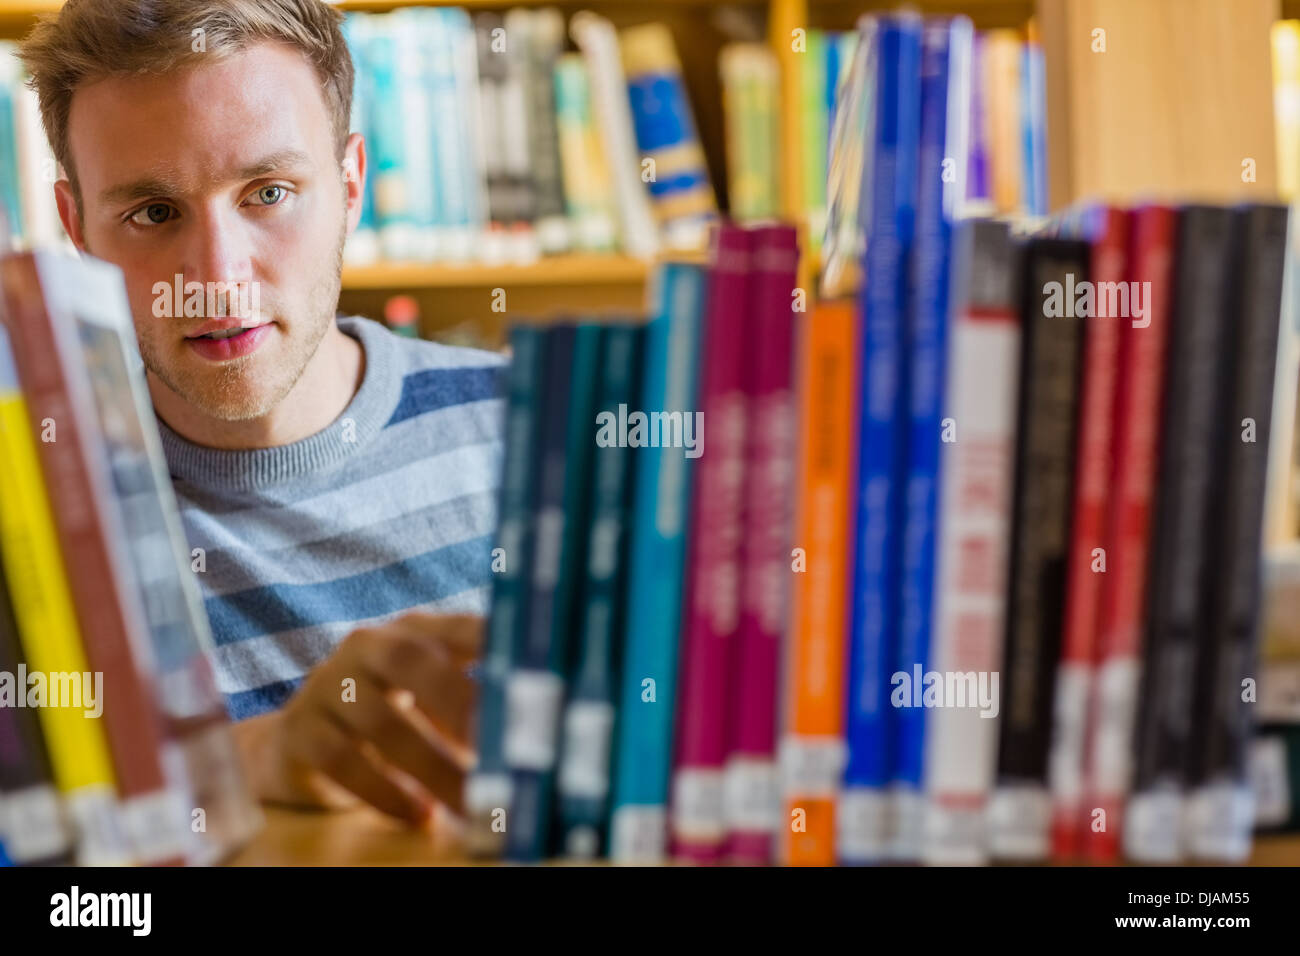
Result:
[595, 403, 703, 459]
[0, 666, 103, 718]
[890, 666, 1000, 718]
[1043, 273, 1152, 328]
[152, 274, 261, 319]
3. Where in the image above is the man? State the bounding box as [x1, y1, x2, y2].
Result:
[18, 0, 502, 828]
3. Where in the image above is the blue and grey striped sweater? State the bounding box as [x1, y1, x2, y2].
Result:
[160, 316, 505, 720]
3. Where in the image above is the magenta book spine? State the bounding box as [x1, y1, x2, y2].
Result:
[669, 223, 753, 863]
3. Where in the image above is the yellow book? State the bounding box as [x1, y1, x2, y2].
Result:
[983, 30, 1022, 216]
[0, 331, 128, 865]
[1272, 21, 1300, 203]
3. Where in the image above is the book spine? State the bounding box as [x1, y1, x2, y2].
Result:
[726, 223, 799, 865]
[393, 10, 437, 262]
[0, 323, 127, 866]
[1047, 206, 1128, 860]
[1186, 204, 1289, 861]
[719, 45, 780, 223]
[1082, 205, 1177, 863]
[608, 262, 706, 862]
[497, 12, 538, 264]
[891, 16, 971, 862]
[801, 30, 829, 258]
[0, 474, 74, 865]
[0, 51, 23, 243]
[989, 238, 1088, 861]
[921, 219, 1020, 864]
[1263, 201, 1300, 547]
[571, 12, 660, 259]
[363, 19, 413, 261]
[513, 8, 570, 255]
[2, 254, 185, 866]
[554, 55, 617, 254]
[621, 24, 717, 252]
[1273, 23, 1300, 204]
[780, 299, 858, 866]
[466, 325, 545, 858]
[556, 325, 643, 860]
[504, 325, 600, 861]
[983, 31, 1021, 216]
[1125, 207, 1238, 863]
[447, 8, 488, 260]
[841, 12, 920, 865]
[670, 225, 751, 863]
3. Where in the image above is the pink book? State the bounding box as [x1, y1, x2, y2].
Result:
[725, 224, 799, 864]
[669, 223, 753, 863]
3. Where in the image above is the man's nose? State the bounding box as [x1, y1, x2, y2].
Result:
[182, 206, 255, 289]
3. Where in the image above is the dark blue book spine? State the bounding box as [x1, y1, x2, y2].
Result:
[892, 16, 971, 861]
[465, 325, 546, 857]
[505, 325, 602, 861]
[840, 11, 922, 865]
[556, 324, 644, 859]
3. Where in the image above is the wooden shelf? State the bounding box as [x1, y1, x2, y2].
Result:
[342, 255, 650, 291]
[229, 804, 1300, 866]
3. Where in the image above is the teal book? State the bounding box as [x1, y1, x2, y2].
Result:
[608, 262, 707, 862]
[464, 325, 546, 857]
[504, 324, 602, 861]
[555, 324, 644, 859]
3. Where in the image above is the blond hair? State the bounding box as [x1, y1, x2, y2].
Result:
[18, 0, 354, 199]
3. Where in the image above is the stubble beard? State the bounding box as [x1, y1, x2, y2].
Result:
[137, 220, 348, 423]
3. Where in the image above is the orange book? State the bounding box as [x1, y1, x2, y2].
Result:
[778, 299, 858, 866]
[983, 30, 1022, 215]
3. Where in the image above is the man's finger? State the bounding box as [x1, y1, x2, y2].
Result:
[387, 612, 485, 661]
[331, 675, 468, 814]
[357, 630, 478, 745]
[285, 708, 434, 827]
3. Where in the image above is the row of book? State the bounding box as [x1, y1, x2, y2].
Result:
[0, 41, 64, 251]
[0, 239, 261, 866]
[464, 12, 1293, 867]
[341, 6, 714, 267]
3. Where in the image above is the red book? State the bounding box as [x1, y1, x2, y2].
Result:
[725, 224, 799, 865]
[670, 223, 753, 863]
[0, 251, 192, 866]
[1080, 206, 1177, 862]
[1048, 207, 1128, 859]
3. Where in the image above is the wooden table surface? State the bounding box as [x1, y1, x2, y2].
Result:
[227, 805, 1300, 866]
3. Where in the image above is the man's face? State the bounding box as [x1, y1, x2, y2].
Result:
[58, 41, 358, 422]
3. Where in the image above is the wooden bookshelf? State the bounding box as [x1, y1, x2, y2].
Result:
[228, 804, 1300, 866]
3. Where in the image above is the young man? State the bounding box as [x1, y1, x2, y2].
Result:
[18, 0, 501, 829]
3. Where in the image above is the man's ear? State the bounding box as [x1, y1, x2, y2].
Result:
[53, 179, 88, 253]
[341, 132, 367, 237]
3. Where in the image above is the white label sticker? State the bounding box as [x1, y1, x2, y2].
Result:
[609, 805, 666, 864]
[724, 757, 779, 834]
[557, 701, 615, 800]
[503, 670, 564, 770]
[0, 785, 71, 863]
[671, 768, 726, 844]
[1249, 736, 1291, 827]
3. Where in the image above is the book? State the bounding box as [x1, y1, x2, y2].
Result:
[465, 325, 546, 858]
[891, 15, 972, 862]
[608, 262, 706, 862]
[720, 44, 781, 223]
[1046, 206, 1129, 860]
[0, 324, 127, 866]
[556, 324, 643, 859]
[503, 324, 600, 862]
[921, 219, 1020, 865]
[726, 223, 800, 865]
[841, 11, 920, 865]
[670, 224, 752, 863]
[780, 299, 858, 866]
[509, 8, 571, 256]
[571, 12, 660, 260]
[1126, 206, 1238, 863]
[554, 54, 619, 254]
[989, 237, 1088, 861]
[1081, 205, 1178, 863]
[1185, 204, 1289, 861]
[0, 402, 75, 866]
[621, 23, 717, 252]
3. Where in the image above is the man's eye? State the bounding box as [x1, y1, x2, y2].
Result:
[129, 203, 175, 226]
[251, 185, 286, 206]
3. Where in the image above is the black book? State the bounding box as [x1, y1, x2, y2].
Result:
[0, 540, 75, 865]
[1185, 204, 1289, 861]
[1126, 205, 1238, 862]
[991, 237, 1088, 861]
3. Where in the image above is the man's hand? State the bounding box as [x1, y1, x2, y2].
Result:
[232, 612, 482, 828]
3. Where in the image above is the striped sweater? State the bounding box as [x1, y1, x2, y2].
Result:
[160, 316, 505, 720]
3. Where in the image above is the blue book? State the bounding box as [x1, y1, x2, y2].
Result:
[1020, 42, 1049, 218]
[841, 11, 922, 865]
[608, 263, 707, 862]
[556, 324, 644, 859]
[892, 16, 973, 862]
[504, 325, 601, 862]
[465, 325, 545, 858]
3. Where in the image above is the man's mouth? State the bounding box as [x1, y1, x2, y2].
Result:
[185, 321, 274, 361]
